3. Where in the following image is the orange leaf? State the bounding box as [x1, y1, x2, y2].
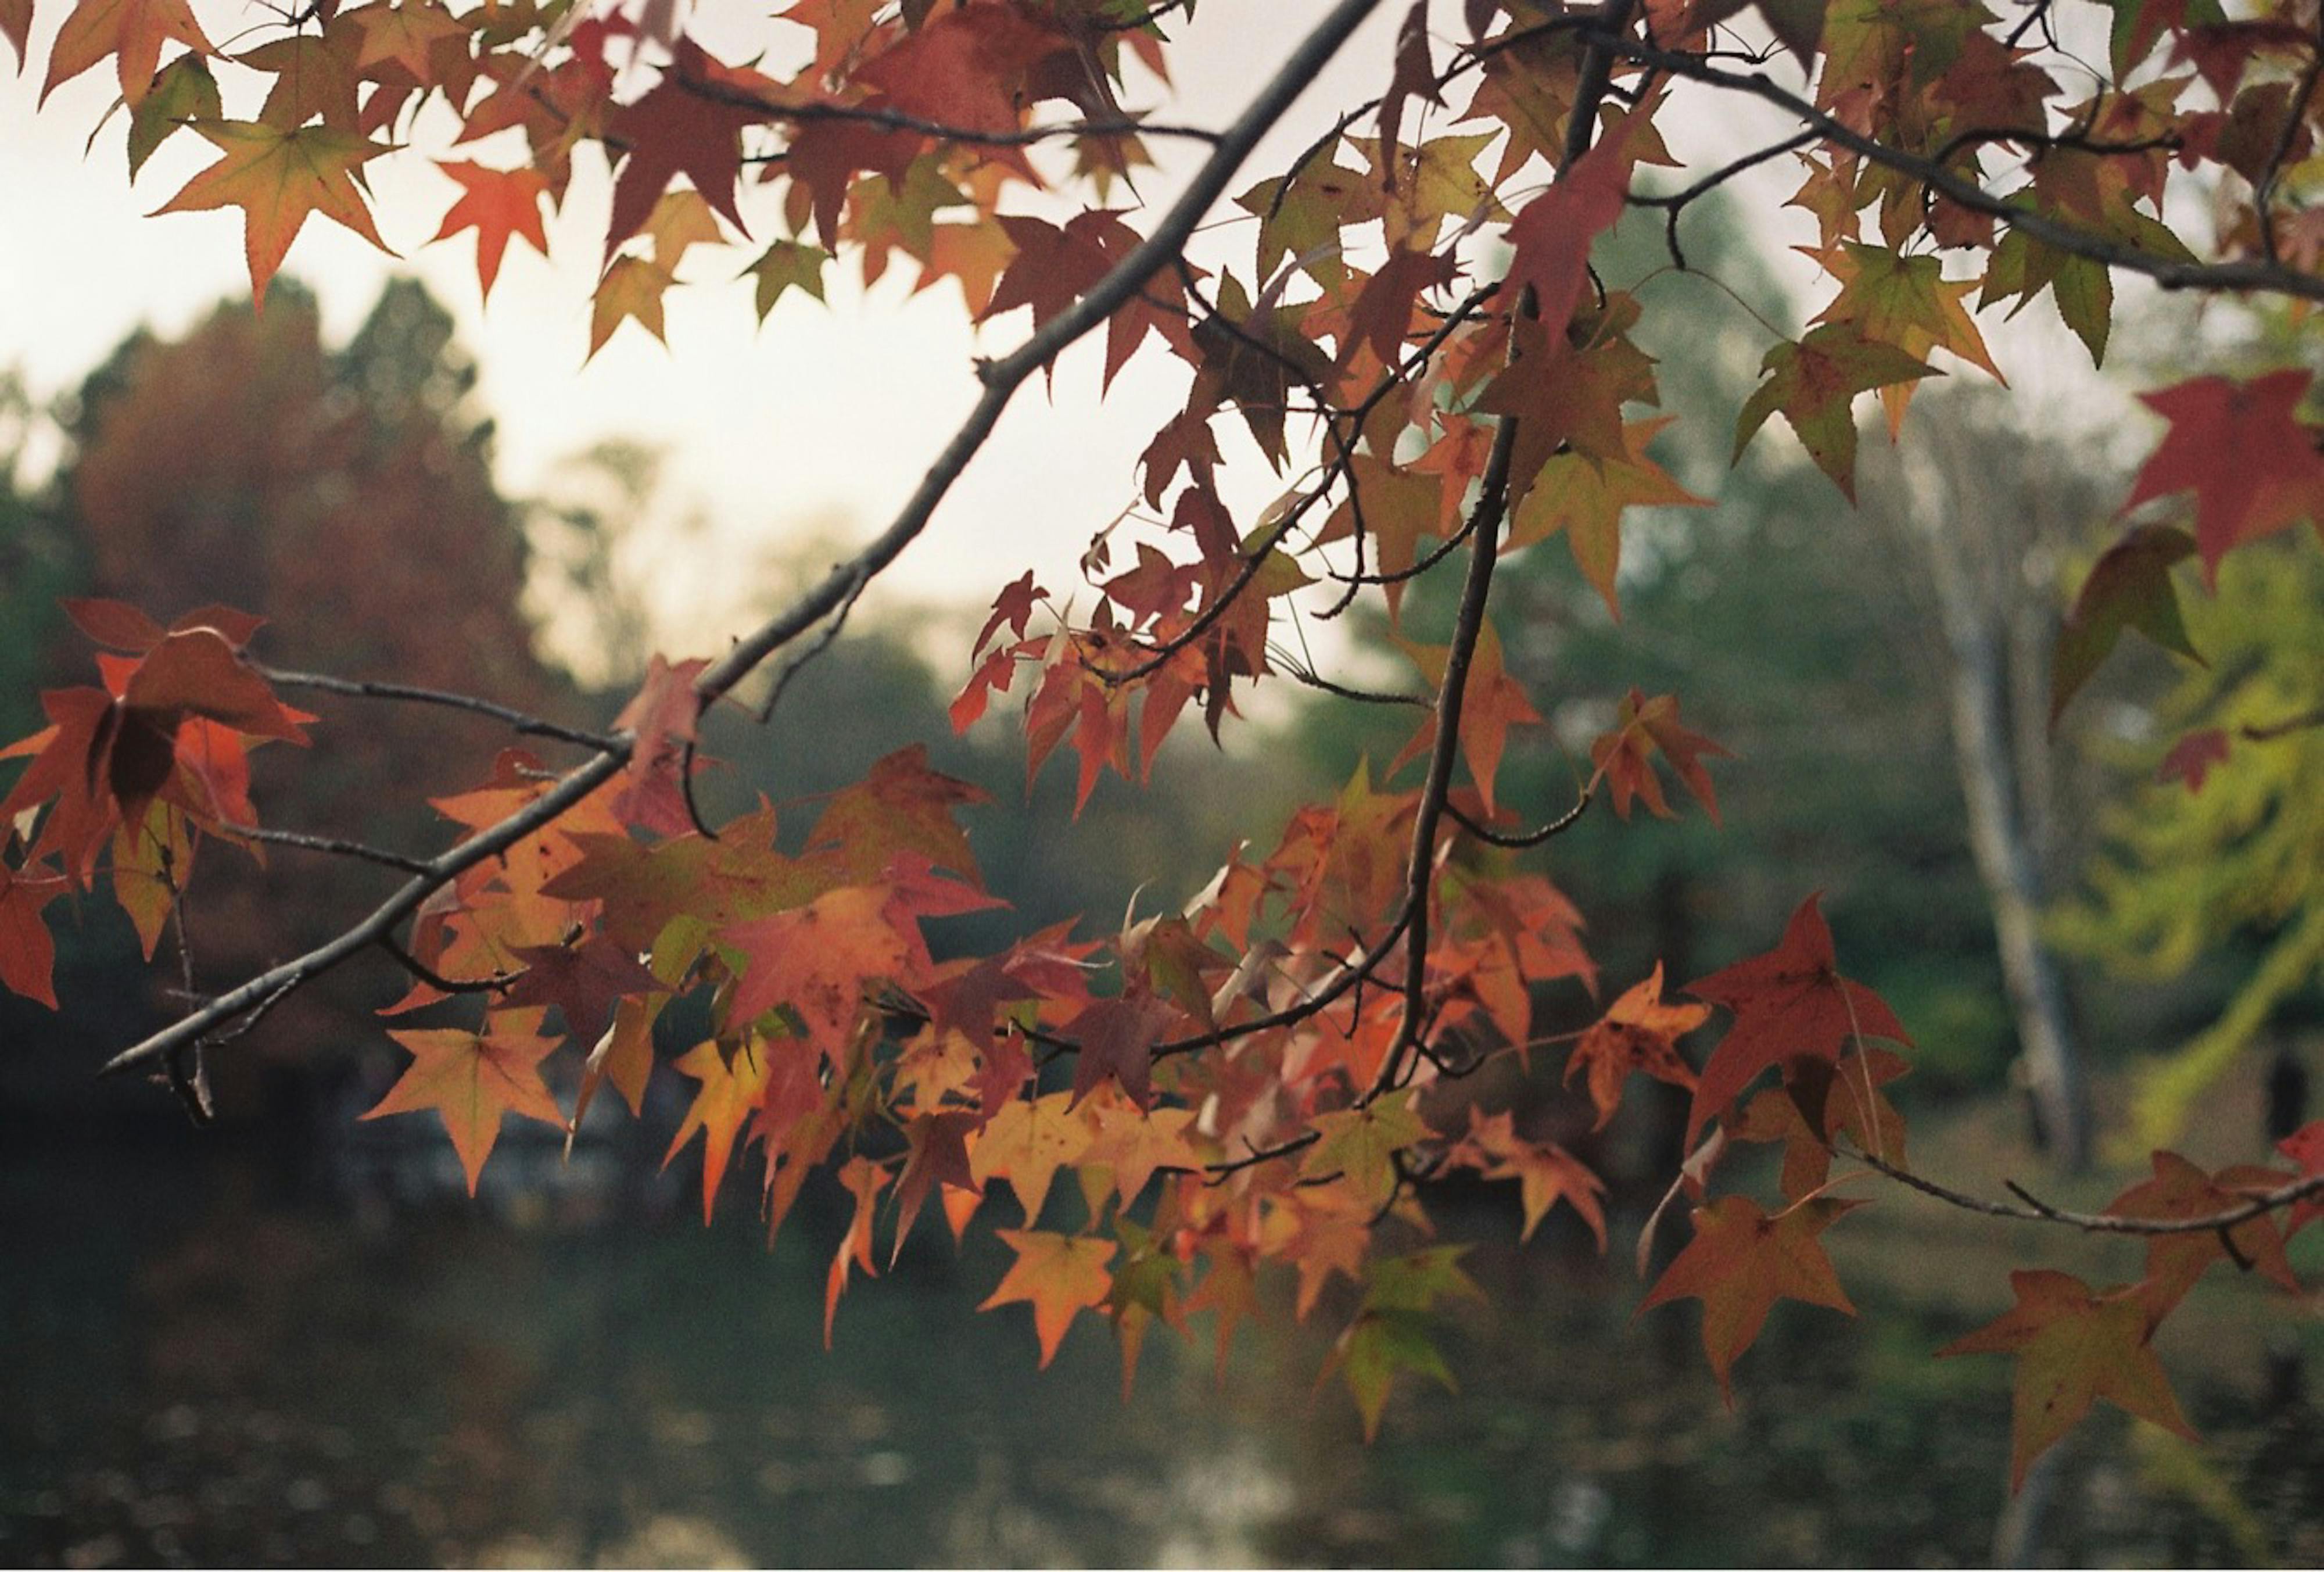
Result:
[1939, 1269, 2195, 1492]
[1564, 962, 1708, 1129]
[42, 0, 212, 106]
[980, 1228, 1117, 1367]
[431, 161, 551, 302]
[362, 1011, 565, 1196]
[152, 119, 396, 305]
[1640, 1192, 1861, 1403]
[1683, 894, 1910, 1148]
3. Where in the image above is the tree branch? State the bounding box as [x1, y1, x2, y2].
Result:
[95, 0, 1390, 1078]
[1612, 38, 2324, 302]
[1853, 1147, 2324, 1236]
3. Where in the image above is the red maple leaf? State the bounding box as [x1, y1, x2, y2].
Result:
[1640, 1192, 1862, 1403]
[2121, 370, 2324, 583]
[1564, 962, 1709, 1129]
[1683, 894, 1911, 1147]
[603, 40, 760, 261]
[432, 160, 552, 301]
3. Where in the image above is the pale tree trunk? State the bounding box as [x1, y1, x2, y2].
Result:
[1885, 403, 2095, 1170]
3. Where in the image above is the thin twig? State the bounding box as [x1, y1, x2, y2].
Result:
[1610, 37, 2324, 302]
[1446, 785, 1591, 848]
[221, 823, 434, 876]
[258, 666, 623, 753]
[1852, 1147, 2324, 1236]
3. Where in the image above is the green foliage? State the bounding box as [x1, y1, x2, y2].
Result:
[2057, 532, 2324, 1145]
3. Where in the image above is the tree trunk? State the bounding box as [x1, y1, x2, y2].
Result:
[1896, 427, 2095, 1170]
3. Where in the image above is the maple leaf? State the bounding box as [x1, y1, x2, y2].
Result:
[1066, 988, 1174, 1109]
[1391, 618, 1539, 815]
[1505, 418, 1707, 617]
[969, 1091, 1093, 1226]
[853, 0, 1071, 144]
[432, 161, 551, 302]
[1730, 1048, 1911, 1200]
[824, 1154, 891, 1348]
[2120, 370, 2324, 583]
[664, 1035, 775, 1223]
[1454, 1108, 1606, 1246]
[2050, 524, 2201, 729]
[1588, 687, 1728, 825]
[153, 120, 396, 305]
[1499, 114, 1636, 335]
[42, 0, 213, 106]
[602, 40, 759, 262]
[2156, 728, 2231, 793]
[127, 53, 220, 176]
[1733, 323, 1936, 500]
[109, 798, 192, 960]
[1565, 962, 1709, 1130]
[743, 238, 830, 321]
[1641, 1193, 1862, 1403]
[1811, 242, 2003, 434]
[361, 1011, 565, 1196]
[589, 256, 677, 359]
[350, 0, 467, 83]
[1329, 1310, 1458, 1441]
[980, 1228, 1117, 1367]
[1684, 894, 1911, 1148]
[1303, 1091, 1430, 1210]
[2106, 1150, 2300, 1317]
[722, 883, 923, 1058]
[2279, 1120, 2324, 1236]
[1938, 1270, 2196, 1492]
[0, 860, 65, 1008]
[502, 931, 659, 1048]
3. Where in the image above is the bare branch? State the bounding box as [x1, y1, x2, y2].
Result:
[1852, 1147, 2324, 1236]
[1612, 38, 2324, 303]
[258, 665, 624, 753]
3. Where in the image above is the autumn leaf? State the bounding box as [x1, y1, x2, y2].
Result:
[42, 0, 213, 106]
[1588, 687, 1728, 825]
[126, 53, 220, 176]
[1454, 1107, 1606, 1246]
[2278, 1120, 2324, 1237]
[1939, 1269, 2196, 1492]
[1641, 1192, 1862, 1403]
[664, 1035, 774, 1223]
[589, 256, 676, 359]
[2050, 524, 2201, 729]
[153, 119, 396, 305]
[1303, 1090, 1430, 1209]
[2119, 370, 2324, 583]
[1505, 418, 1706, 617]
[1496, 113, 1636, 335]
[432, 161, 551, 302]
[2106, 1150, 2300, 1317]
[824, 1154, 892, 1347]
[2149, 731, 2235, 803]
[1812, 242, 2003, 434]
[980, 1228, 1117, 1367]
[1684, 894, 1911, 1148]
[1565, 962, 1709, 1129]
[969, 1091, 1093, 1226]
[0, 859, 65, 1008]
[361, 1011, 565, 1196]
[602, 39, 759, 261]
[1733, 322, 1936, 500]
